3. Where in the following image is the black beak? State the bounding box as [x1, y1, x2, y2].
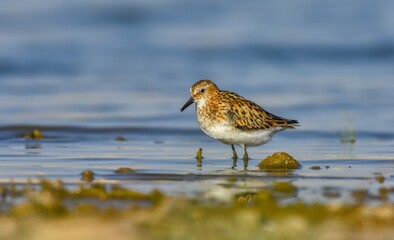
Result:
[180, 97, 194, 112]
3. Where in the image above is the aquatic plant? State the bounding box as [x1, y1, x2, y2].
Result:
[340, 112, 356, 144]
[196, 148, 203, 167]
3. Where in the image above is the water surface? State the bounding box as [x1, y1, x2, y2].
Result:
[0, 0, 394, 204]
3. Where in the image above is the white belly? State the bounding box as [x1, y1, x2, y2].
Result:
[200, 123, 282, 147]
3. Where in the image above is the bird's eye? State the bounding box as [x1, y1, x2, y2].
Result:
[200, 88, 205, 93]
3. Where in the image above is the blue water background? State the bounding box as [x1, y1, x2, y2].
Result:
[0, 0, 393, 203]
[1, 0, 393, 131]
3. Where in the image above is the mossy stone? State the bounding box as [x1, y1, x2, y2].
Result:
[24, 129, 43, 140]
[81, 170, 95, 182]
[258, 152, 301, 170]
[114, 167, 135, 174]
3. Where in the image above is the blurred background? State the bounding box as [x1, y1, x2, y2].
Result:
[1, 0, 394, 133]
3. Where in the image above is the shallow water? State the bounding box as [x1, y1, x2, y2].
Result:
[1, 0, 394, 205]
[1, 125, 393, 204]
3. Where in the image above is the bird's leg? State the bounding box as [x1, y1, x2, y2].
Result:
[243, 146, 249, 169]
[231, 144, 238, 159]
[231, 144, 238, 169]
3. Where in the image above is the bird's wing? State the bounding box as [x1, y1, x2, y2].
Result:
[223, 91, 298, 131]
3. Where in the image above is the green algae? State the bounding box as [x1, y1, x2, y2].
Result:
[37, 179, 161, 202]
[3, 179, 164, 219]
[6, 200, 394, 240]
[350, 189, 389, 203]
[24, 129, 43, 140]
[234, 182, 299, 204]
[114, 167, 135, 174]
[272, 181, 298, 194]
[81, 170, 95, 182]
[1, 178, 394, 240]
[195, 148, 203, 168]
[234, 190, 274, 205]
[310, 166, 321, 170]
[0, 184, 7, 198]
[258, 152, 301, 170]
[196, 148, 203, 166]
[376, 175, 385, 184]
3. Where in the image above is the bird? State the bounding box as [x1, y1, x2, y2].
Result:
[180, 79, 299, 169]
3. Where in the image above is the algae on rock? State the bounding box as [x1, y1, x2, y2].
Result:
[258, 152, 301, 170]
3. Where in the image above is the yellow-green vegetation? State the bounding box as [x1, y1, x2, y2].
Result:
[196, 148, 203, 163]
[272, 181, 298, 193]
[258, 152, 301, 170]
[351, 189, 371, 203]
[379, 187, 394, 201]
[234, 182, 297, 203]
[196, 147, 203, 167]
[114, 167, 136, 174]
[24, 129, 43, 140]
[81, 170, 95, 182]
[310, 166, 321, 170]
[3, 179, 163, 217]
[376, 175, 385, 184]
[0, 179, 394, 240]
[0, 184, 7, 198]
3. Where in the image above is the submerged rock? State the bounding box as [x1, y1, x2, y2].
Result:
[115, 136, 127, 142]
[258, 152, 301, 170]
[24, 129, 43, 140]
[310, 166, 321, 170]
[376, 175, 385, 184]
[81, 170, 95, 182]
[114, 167, 135, 174]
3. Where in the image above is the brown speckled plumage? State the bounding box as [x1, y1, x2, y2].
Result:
[186, 80, 298, 132]
[180, 79, 299, 169]
[222, 90, 298, 131]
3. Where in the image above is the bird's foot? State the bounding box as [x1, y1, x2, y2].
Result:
[231, 155, 238, 169]
[243, 155, 249, 170]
